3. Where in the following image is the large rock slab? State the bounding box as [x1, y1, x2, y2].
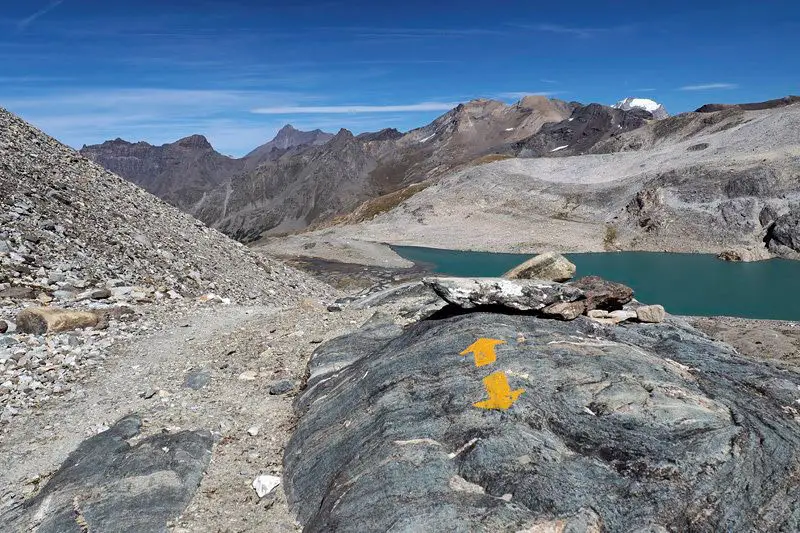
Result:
[503, 252, 576, 282]
[285, 312, 800, 532]
[16, 307, 99, 334]
[423, 277, 584, 311]
[1, 415, 212, 532]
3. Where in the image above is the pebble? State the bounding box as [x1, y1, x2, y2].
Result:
[269, 379, 294, 395]
[252, 475, 281, 498]
[247, 426, 260, 436]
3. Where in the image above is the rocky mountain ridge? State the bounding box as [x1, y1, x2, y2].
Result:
[265, 100, 800, 263]
[244, 124, 334, 168]
[85, 96, 651, 242]
[80, 124, 336, 211]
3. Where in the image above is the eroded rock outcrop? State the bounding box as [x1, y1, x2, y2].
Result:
[767, 209, 800, 257]
[285, 309, 800, 532]
[1, 414, 213, 532]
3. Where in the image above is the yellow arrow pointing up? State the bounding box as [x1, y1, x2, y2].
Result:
[474, 371, 525, 410]
[460, 337, 506, 367]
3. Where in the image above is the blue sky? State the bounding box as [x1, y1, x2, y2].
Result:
[1, 0, 798, 156]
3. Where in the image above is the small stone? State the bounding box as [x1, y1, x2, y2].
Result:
[609, 310, 637, 323]
[36, 292, 53, 304]
[252, 474, 281, 498]
[238, 370, 257, 381]
[0, 320, 6, 333]
[269, 379, 294, 395]
[587, 309, 609, 318]
[326, 304, 342, 312]
[636, 305, 666, 323]
[247, 426, 260, 436]
[90, 288, 111, 300]
[0, 286, 37, 300]
[184, 370, 211, 390]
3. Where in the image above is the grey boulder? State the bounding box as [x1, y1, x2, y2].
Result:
[1, 414, 212, 532]
[423, 277, 584, 311]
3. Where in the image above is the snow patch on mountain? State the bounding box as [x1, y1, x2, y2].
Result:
[613, 97, 669, 119]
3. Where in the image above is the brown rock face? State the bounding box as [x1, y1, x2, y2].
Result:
[504, 252, 576, 282]
[568, 276, 634, 311]
[16, 308, 100, 334]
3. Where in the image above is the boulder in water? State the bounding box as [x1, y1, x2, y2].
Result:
[504, 252, 576, 282]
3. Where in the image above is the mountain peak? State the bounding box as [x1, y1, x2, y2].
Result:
[613, 97, 669, 119]
[175, 134, 213, 149]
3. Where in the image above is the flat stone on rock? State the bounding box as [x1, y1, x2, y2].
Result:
[541, 300, 586, 320]
[637, 304, 666, 323]
[0, 320, 7, 334]
[568, 275, 634, 311]
[503, 252, 577, 282]
[424, 277, 584, 311]
[0, 414, 213, 532]
[16, 307, 99, 334]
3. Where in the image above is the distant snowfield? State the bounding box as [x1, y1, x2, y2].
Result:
[624, 98, 661, 112]
[550, 145, 568, 152]
[419, 133, 436, 143]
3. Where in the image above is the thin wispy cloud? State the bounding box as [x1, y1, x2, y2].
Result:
[251, 102, 459, 114]
[679, 83, 739, 91]
[328, 26, 504, 40]
[497, 91, 563, 99]
[540, 79, 559, 84]
[17, 0, 64, 31]
[526, 23, 634, 39]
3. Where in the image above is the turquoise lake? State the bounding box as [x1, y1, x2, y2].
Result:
[391, 245, 800, 320]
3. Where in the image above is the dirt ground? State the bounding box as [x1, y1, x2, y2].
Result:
[0, 300, 376, 532]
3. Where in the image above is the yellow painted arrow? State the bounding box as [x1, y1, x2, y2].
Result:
[474, 371, 525, 410]
[460, 337, 506, 367]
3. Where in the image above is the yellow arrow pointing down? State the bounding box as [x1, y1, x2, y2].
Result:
[474, 371, 525, 410]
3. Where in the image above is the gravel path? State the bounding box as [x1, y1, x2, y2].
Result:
[0, 301, 375, 532]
